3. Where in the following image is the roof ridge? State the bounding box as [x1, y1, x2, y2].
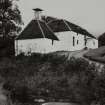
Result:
[62, 19, 72, 31]
[37, 20, 45, 38]
[44, 21, 59, 40]
[47, 19, 96, 38]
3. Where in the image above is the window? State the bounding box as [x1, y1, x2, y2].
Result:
[73, 36, 75, 46]
[52, 40, 54, 45]
[93, 41, 95, 45]
[77, 40, 79, 44]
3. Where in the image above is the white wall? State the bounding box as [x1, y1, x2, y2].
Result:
[53, 31, 85, 51]
[86, 38, 98, 49]
[15, 38, 54, 55]
[15, 31, 96, 55]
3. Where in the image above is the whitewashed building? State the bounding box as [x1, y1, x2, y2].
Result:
[15, 8, 98, 55]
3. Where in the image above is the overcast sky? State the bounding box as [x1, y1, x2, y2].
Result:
[17, 0, 105, 37]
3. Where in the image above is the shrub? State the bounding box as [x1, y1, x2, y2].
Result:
[0, 53, 104, 104]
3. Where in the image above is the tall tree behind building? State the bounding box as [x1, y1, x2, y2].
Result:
[0, 0, 23, 56]
[98, 32, 105, 47]
[0, 0, 23, 38]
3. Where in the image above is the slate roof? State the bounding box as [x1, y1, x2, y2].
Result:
[16, 20, 59, 40]
[47, 19, 96, 38]
[47, 19, 69, 32]
[16, 14, 96, 40]
[42, 16, 58, 23]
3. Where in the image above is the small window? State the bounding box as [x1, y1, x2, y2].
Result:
[77, 40, 79, 44]
[52, 40, 54, 45]
[93, 41, 95, 45]
[73, 36, 75, 46]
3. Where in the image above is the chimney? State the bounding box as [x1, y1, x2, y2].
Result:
[33, 8, 43, 20]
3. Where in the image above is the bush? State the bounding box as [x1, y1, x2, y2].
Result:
[0, 53, 104, 104]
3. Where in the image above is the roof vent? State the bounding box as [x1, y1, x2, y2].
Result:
[33, 8, 43, 20]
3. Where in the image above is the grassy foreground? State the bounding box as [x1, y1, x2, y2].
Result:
[0, 53, 105, 105]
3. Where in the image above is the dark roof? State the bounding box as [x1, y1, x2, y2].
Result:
[33, 8, 43, 11]
[66, 20, 96, 38]
[48, 19, 96, 38]
[16, 20, 59, 40]
[42, 16, 58, 23]
[47, 19, 69, 32]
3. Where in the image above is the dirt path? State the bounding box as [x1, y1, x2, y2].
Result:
[56, 50, 104, 71]
[55, 50, 89, 59]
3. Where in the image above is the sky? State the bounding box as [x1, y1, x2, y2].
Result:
[17, 0, 105, 37]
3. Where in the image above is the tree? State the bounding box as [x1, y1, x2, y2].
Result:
[0, 0, 23, 38]
[98, 32, 105, 47]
